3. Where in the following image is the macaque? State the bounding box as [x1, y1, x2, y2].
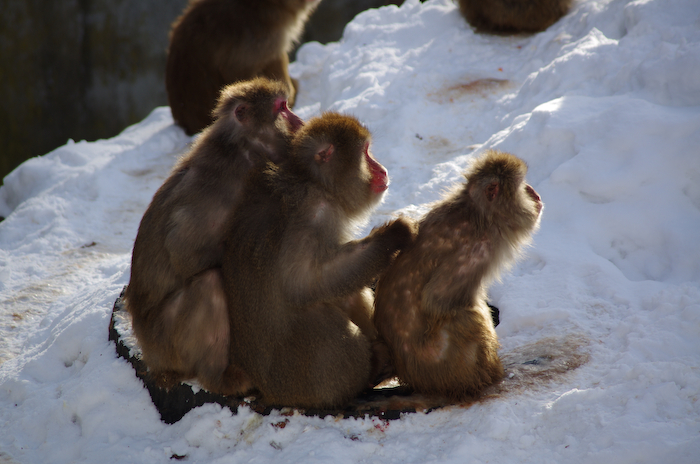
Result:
[125, 78, 303, 395]
[457, 0, 572, 34]
[221, 113, 414, 408]
[166, 0, 321, 135]
[373, 150, 543, 399]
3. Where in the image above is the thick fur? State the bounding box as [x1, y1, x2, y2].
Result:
[374, 150, 543, 399]
[458, 0, 572, 34]
[125, 78, 300, 395]
[221, 113, 414, 408]
[166, 0, 320, 135]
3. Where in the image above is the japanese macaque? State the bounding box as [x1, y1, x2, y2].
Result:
[124, 78, 303, 395]
[373, 150, 543, 399]
[166, 0, 321, 135]
[457, 0, 572, 34]
[221, 113, 414, 408]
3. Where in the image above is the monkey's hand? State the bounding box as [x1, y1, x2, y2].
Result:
[284, 218, 416, 306]
[371, 216, 417, 253]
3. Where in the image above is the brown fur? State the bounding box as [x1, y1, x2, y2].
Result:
[374, 150, 543, 399]
[125, 78, 303, 395]
[458, 0, 572, 34]
[221, 113, 414, 408]
[166, 0, 321, 135]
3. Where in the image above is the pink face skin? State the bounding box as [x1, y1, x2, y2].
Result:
[274, 98, 304, 134]
[525, 184, 543, 213]
[365, 142, 388, 194]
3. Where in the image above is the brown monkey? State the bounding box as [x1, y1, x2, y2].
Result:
[457, 0, 572, 34]
[221, 113, 414, 408]
[373, 150, 543, 399]
[125, 77, 303, 395]
[166, 0, 321, 135]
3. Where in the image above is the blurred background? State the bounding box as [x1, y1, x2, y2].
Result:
[0, 0, 402, 185]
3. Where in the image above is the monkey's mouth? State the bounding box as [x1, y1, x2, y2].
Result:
[284, 111, 304, 134]
[371, 176, 389, 194]
[525, 185, 540, 202]
[366, 151, 389, 194]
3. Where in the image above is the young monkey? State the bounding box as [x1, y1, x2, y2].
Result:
[374, 150, 543, 399]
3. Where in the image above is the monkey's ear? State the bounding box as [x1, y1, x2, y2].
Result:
[234, 103, 248, 124]
[485, 181, 499, 201]
[314, 144, 334, 164]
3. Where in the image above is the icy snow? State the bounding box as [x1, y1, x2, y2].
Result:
[1, 0, 699, 462]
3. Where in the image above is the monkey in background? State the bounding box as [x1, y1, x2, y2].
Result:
[374, 150, 543, 399]
[166, 0, 321, 135]
[458, 0, 573, 34]
[125, 78, 303, 395]
[221, 113, 414, 408]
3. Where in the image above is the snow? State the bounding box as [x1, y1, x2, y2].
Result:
[1, 0, 699, 462]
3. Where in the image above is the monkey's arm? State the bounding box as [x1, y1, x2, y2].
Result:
[282, 218, 414, 306]
[164, 205, 228, 277]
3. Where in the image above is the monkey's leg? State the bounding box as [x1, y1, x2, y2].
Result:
[332, 288, 377, 339]
[260, 304, 372, 408]
[331, 288, 394, 387]
[161, 269, 239, 394]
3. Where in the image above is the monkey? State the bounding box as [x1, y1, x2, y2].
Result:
[124, 77, 304, 395]
[373, 149, 543, 399]
[221, 113, 415, 408]
[166, 0, 321, 135]
[457, 0, 573, 34]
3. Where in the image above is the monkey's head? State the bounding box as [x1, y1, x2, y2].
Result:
[292, 112, 389, 217]
[211, 77, 304, 162]
[466, 150, 543, 230]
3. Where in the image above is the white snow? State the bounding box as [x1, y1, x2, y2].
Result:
[1, 0, 699, 462]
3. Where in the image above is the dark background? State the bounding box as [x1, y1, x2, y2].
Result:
[0, 0, 402, 185]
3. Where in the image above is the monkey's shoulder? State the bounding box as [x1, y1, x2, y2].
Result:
[419, 196, 481, 229]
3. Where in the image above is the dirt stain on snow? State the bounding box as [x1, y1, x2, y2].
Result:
[428, 78, 513, 104]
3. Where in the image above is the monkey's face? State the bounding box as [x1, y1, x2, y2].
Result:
[328, 139, 390, 217]
[524, 184, 543, 215]
[292, 113, 389, 217]
[273, 97, 304, 135]
[213, 76, 302, 129]
[364, 142, 389, 195]
[210, 78, 308, 164]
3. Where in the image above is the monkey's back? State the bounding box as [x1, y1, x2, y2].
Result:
[125, 136, 252, 330]
[459, 0, 572, 34]
[166, 0, 311, 134]
[125, 168, 189, 316]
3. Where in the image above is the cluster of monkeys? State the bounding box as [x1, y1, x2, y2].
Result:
[124, 0, 553, 408]
[124, 78, 543, 407]
[166, 0, 573, 135]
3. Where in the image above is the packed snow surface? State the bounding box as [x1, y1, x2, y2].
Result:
[1, 0, 699, 462]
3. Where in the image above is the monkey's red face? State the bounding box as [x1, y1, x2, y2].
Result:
[365, 143, 388, 194]
[525, 184, 543, 214]
[274, 98, 304, 134]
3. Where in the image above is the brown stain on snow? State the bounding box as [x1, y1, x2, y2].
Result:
[428, 78, 513, 104]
